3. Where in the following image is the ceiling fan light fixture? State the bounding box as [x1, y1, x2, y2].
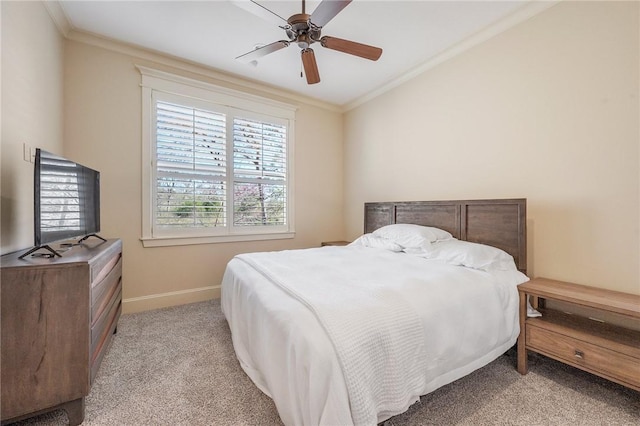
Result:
[296, 33, 312, 49]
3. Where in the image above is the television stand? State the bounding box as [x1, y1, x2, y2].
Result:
[78, 233, 107, 243]
[18, 244, 62, 260]
[1, 239, 123, 425]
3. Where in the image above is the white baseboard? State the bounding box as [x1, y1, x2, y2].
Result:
[122, 285, 220, 314]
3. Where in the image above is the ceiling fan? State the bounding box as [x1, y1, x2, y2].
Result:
[234, 0, 383, 84]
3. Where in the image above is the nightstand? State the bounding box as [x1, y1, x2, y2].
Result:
[517, 277, 640, 391]
[320, 241, 350, 247]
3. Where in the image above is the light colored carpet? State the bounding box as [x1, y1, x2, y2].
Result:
[11, 299, 640, 425]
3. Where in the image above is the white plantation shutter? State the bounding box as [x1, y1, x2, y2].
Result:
[155, 100, 227, 230]
[233, 117, 287, 226]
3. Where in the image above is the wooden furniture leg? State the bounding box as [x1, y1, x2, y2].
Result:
[62, 398, 85, 426]
[517, 291, 528, 374]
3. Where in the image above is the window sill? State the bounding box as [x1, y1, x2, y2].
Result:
[140, 232, 295, 248]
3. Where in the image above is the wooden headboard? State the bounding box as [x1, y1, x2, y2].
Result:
[364, 198, 527, 274]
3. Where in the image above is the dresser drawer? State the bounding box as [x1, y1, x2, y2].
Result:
[91, 283, 121, 354]
[91, 256, 122, 325]
[90, 293, 121, 384]
[90, 241, 122, 283]
[526, 324, 640, 388]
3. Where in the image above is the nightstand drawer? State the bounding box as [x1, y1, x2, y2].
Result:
[526, 324, 640, 388]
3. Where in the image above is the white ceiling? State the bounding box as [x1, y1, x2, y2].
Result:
[57, 0, 534, 107]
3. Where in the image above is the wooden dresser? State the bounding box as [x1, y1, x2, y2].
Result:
[1, 239, 123, 425]
[517, 277, 640, 391]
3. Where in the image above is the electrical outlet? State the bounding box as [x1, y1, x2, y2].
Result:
[29, 146, 36, 163]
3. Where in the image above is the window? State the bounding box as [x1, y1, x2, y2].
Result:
[139, 67, 296, 247]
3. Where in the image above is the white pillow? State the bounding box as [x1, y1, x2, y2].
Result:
[348, 234, 404, 252]
[372, 224, 453, 248]
[421, 239, 517, 272]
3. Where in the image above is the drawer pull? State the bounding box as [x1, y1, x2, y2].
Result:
[575, 350, 584, 359]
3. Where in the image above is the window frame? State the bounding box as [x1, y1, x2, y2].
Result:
[138, 66, 296, 247]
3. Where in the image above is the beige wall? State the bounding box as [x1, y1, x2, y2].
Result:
[1, 1, 65, 254]
[63, 40, 344, 312]
[0, 1, 343, 312]
[344, 1, 639, 295]
[4, 0, 638, 313]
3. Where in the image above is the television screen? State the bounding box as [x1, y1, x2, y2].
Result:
[35, 149, 101, 246]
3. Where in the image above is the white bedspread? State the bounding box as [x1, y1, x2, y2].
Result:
[222, 246, 528, 426]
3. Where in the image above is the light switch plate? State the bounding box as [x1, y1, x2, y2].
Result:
[23, 143, 36, 163]
[23, 143, 31, 162]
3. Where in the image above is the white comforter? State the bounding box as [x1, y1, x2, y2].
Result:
[221, 246, 528, 426]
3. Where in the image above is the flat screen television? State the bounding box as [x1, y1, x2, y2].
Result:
[20, 149, 104, 259]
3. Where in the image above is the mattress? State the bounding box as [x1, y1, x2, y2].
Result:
[221, 245, 528, 425]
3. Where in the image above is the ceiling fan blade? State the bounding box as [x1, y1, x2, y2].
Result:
[301, 48, 320, 84]
[236, 40, 290, 63]
[231, 0, 288, 27]
[320, 36, 382, 61]
[309, 0, 351, 28]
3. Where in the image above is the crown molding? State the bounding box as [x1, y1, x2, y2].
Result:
[344, 0, 561, 111]
[44, 0, 559, 113]
[64, 29, 342, 113]
[43, 0, 72, 37]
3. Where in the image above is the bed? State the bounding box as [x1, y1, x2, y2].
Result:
[222, 199, 528, 425]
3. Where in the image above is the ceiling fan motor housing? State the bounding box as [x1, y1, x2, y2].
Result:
[286, 13, 321, 49]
